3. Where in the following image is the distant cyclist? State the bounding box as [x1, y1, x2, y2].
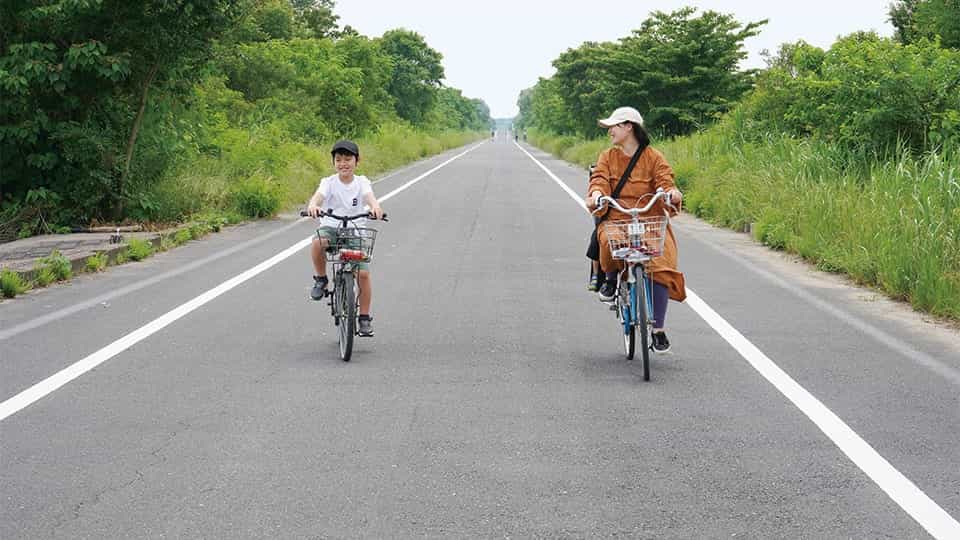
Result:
[585, 106, 685, 353]
[306, 140, 384, 336]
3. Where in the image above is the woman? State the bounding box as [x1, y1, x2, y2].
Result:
[585, 106, 685, 353]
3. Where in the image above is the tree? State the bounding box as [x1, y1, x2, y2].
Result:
[0, 0, 244, 221]
[377, 29, 444, 125]
[890, 0, 960, 48]
[527, 7, 765, 136]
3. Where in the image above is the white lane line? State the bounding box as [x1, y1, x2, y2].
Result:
[517, 143, 960, 540]
[684, 290, 960, 540]
[0, 141, 485, 422]
[514, 142, 586, 210]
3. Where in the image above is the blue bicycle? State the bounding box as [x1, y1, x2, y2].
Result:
[594, 189, 674, 381]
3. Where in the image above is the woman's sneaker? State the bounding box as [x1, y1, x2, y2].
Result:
[651, 331, 671, 353]
[597, 281, 617, 302]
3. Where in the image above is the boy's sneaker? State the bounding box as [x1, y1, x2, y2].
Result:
[651, 331, 671, 353]
[310, 275, 328, 300]
[357, 315, 374, 337]
[597, 281, 617, 302]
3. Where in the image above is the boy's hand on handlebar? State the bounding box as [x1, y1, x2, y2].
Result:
[307, 205, 323, 218]
[368, 204, 384, 220]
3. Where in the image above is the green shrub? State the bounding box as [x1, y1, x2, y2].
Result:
[33, 265, 56, 287]
[231, 175, 282, 218]
[38, 250, 72, 281]
[1, 268, 30, 298]
[114, 251, 128, 265]
[126, 238, 155, 261]
[85, 252, 109, 272]
[174, 228, 193, 245]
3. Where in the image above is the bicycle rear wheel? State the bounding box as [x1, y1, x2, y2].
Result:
[634, 266, 650, 381]
[336, 272, 356, 362]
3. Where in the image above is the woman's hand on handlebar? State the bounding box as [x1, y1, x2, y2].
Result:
[585, 191, 604, 211]
[667, 188, 683, 207]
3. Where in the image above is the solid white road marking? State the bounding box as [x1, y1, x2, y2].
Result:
[0, 141, 485, 422]
[517, 141, 960, 539]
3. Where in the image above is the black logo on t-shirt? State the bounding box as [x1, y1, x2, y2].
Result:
[352, 198, 358, 206]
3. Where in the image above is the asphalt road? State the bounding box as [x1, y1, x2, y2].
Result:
[2, 139, 959, 538]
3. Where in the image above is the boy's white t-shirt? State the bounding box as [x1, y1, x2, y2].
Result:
[316, 174, 373, 228]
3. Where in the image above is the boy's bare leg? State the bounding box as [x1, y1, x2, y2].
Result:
[357, 269, 372, 315]
[311, 238, 327, 276]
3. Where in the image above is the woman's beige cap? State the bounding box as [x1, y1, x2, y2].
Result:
[597, 106, 644, 128]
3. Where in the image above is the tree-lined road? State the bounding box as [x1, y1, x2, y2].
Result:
[2, 140, 959, 538]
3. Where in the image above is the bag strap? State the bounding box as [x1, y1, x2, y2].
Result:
[598, 144, 646, 222]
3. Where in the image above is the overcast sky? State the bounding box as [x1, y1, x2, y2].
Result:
[335, 1, 894, 118]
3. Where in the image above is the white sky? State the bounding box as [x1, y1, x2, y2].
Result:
[335, 0, 894, 118]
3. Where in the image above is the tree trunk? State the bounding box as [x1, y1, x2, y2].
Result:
[116, 62, 160, 219]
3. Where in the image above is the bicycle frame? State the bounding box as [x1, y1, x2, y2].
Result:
[594, 189, 675, 380]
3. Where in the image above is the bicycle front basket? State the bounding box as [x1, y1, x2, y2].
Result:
[327, 227, 377, 263]
[601, 215, 668, 259]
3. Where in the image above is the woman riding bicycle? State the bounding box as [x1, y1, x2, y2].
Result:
[584, 106, 685, 353]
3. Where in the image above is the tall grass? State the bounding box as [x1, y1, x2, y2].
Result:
[529, 127, 960, 320]
[144, 123, 482, 222]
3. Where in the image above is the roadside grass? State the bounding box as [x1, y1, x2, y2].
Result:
[528, 127, 960, 320]
[146, 125, 483, 223]
[1, 268, 30, 298]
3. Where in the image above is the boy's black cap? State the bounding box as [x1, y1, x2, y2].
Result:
[331, 139, 359, 158]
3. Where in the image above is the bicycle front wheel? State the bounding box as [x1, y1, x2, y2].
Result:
[618, 295, 636, 360]
[337, 273, 356, 362]
[634, 266, 650, 381]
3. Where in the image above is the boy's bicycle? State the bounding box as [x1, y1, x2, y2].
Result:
[301, 209, 387, 362]
[594, 189, 675, 381]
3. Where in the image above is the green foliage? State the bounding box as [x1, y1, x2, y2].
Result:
[518, 7, 765, 137]
[890, 0, 960, 48]
[33, 266, 56, 287]
[85, 252, 109, 272]
[2, 1, 488, 229]
[38, 250, 73, 281]
[126, 238, 154, 261]
[1, 0, 245, 224]
[378, 29, 445, 124]
[659, 127, 960, 319]
[231, 175, 282, 218]
[1, 268, 30, 298]
[174, 228, 194, 245]
[741, 33, 960, 154]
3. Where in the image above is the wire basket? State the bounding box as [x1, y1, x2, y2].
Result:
[601, 215, 669, 259]
[323, 227, 378, 263]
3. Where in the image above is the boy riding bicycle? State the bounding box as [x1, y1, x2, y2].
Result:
[306, 140, 384, 336]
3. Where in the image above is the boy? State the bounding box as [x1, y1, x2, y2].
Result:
[306, 139, 384, 337]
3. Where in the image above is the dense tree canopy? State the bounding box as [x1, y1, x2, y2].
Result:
[1, 0, 490, 230]
[516, 7, 765, 137]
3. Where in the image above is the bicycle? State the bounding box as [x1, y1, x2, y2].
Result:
[301, 209, 387, 362]
[593, 188, 675, 381]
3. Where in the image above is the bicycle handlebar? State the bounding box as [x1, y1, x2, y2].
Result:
[593, 188, 675, 216]
[300, 209, 388, 222]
